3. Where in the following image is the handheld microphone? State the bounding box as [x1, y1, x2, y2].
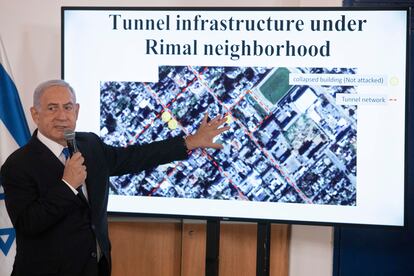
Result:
[63, 129, 78, 157]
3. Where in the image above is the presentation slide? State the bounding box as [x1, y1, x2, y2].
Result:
[63, 8, 408, 226]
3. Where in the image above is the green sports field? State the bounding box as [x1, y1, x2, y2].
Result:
[259, 67, 292, 104]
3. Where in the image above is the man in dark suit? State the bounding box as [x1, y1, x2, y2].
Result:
[0, 79, 229, 276]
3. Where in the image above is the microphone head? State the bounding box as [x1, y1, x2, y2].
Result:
[63, 129, 78, 154]
[63, 129, 76, 141]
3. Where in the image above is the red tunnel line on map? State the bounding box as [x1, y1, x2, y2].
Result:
[242, 85, 315, 203]
[189, 66, 251, 200]
[190, 66, 311, 203]
[230, 93, 247, 112]
[137, 79, 226, 197]
[181, 76, 197, 92]
[196, 66, 312, 204]
[128, 68, 311, 204]
[243, 127, 312, 204]
[141, 73, 246, 198]
[240, 89, 313, 203]
[224, 87, 313, 203]
[248, 90, 272, 113]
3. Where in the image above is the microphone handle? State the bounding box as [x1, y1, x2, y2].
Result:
[67, 139, 79, 156]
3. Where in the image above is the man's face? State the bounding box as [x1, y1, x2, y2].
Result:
[30, 85, 79, 146]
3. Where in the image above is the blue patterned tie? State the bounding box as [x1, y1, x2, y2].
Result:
[62, 148, 70, 161]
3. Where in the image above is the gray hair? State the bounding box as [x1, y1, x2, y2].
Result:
[33, 79, 77, 109]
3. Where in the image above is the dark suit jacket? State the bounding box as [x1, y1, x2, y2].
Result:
[0, 131, 188, 276]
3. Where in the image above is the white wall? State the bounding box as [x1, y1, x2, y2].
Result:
[0, 1, 340, 276]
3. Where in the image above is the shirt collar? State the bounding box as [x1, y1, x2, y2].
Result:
[36, 130, 66, 158]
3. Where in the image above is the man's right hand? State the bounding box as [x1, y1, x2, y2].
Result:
[62, 152, 87, 189]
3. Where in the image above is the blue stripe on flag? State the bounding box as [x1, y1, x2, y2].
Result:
[0, 228, 16, 255]
[0, 63, 30, 147]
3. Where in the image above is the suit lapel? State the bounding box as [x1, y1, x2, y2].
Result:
[28, 132, 65, 170]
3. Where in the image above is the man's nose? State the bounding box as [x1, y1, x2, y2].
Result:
[56, 108, 68, 119]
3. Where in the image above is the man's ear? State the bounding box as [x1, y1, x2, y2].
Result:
[30, 107, 39, 124]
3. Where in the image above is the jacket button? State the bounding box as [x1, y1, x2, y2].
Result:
[91, 224, 96, 230]
[91, 252, 97, 258]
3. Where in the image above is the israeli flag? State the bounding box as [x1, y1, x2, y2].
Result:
[0, 36, 30, 275]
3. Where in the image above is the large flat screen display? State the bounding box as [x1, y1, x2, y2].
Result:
[62, 7, 408, 226]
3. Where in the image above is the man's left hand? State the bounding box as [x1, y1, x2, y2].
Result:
[185, 113, 230, 150]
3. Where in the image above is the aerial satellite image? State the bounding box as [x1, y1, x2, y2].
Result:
[100, 66, 357, 206]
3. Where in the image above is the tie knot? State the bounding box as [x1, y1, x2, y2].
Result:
[62, 148, 70, 160]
